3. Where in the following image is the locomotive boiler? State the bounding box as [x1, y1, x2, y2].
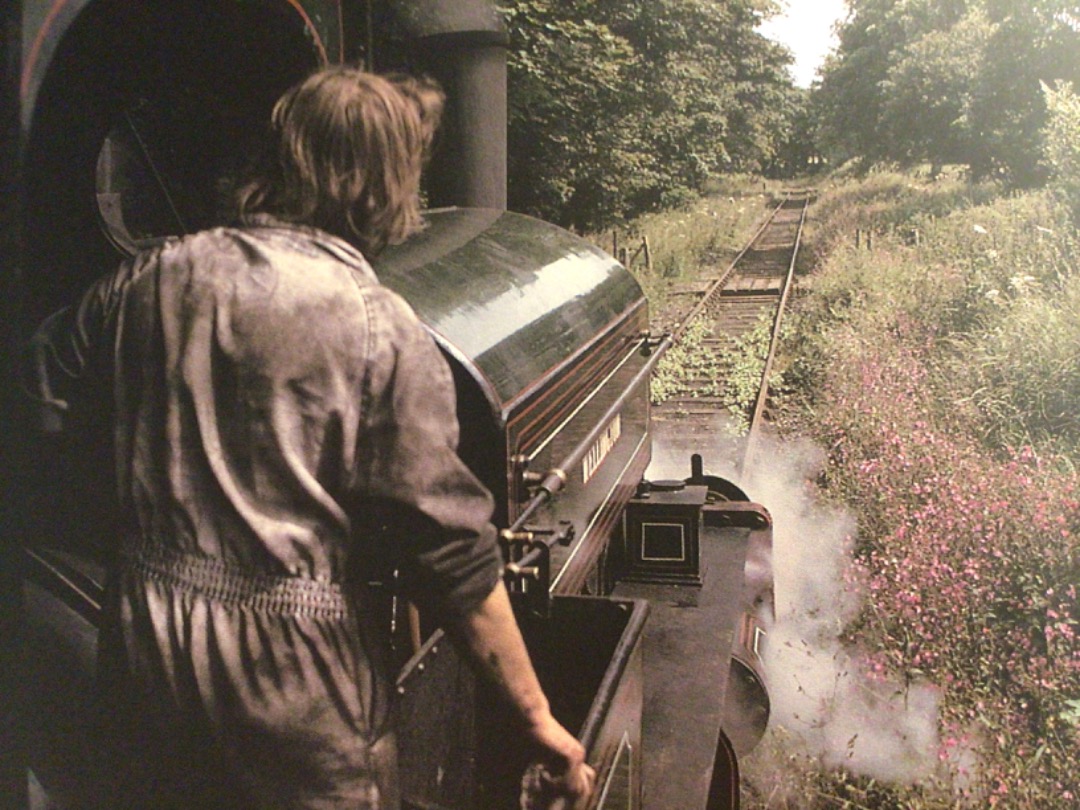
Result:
[1, 2, 775, 808]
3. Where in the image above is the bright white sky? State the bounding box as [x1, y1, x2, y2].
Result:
[759, 0, 848, 88]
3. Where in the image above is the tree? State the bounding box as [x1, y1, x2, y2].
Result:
[502, 0, 800, 229]
[770, 87, 820, 177]
[715, 1, 799, 175]
[815, 0, 1080, 185]
[1042, 79, 1080, 221]
[504, 0, 646, 229]
[968, 0, 1080, 183]
[815, 0, 976, 166]
[878, 10, 993, 176]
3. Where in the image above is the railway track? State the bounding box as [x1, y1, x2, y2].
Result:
[651, 192, 811, 473]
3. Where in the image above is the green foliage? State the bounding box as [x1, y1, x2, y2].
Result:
[955, 275, 1080, 451]
[501, 0, 804, 230]
[768, 87, 820, 177]
[724, 311, 783, 431]
[879, 10, 993, 172]
[650, 317, 722, 403]
[967, 0, 1080, 184]
[650, 309, 782, 434]
[1041, 80, 1080, 223]
[814, 0, 971, 164]
[815, 0, 1080, 186]
[941, 205, 1080, 452]
[502, 1, 641, 230]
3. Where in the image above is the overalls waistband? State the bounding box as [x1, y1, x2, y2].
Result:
[122, 541, 349, 620]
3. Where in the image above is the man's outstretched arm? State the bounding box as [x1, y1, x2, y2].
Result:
[448, 580, 596, 806]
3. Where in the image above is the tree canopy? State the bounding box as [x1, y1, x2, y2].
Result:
[502, 0, 802, 230]
[815, 0, 1080, 183]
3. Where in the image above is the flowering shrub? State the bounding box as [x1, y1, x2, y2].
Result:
[762, 174, 1080, 808]
[816, 335, 1080, 806]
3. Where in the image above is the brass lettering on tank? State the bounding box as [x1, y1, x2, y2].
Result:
[582, 413, 622, 484]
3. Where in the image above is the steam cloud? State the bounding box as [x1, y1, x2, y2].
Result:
[647, 417, 951, 792]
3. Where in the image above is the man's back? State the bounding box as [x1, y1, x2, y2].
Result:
[113, 220, 380, 578]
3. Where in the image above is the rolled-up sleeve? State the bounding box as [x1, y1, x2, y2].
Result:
[351, 287, 502, 620]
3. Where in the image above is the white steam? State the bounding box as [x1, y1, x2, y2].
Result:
[648, 419, 950, 789]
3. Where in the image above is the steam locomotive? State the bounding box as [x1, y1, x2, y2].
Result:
[1, 2, 774, 808]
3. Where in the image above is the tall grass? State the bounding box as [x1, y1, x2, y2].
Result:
[757, 171, 1080, 808]
[593, 176, 777, 315]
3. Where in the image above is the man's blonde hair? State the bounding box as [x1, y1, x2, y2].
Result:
[236, 67, 444, 255]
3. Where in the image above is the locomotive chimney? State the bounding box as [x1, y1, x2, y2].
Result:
[393, 0, 508, 210]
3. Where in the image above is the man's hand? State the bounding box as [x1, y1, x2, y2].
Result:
[523, 711, 596, 806]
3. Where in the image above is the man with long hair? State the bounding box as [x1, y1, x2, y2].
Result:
[27, 66, 593, 809]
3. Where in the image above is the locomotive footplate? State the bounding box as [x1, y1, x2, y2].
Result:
[611, 503, 753, 809]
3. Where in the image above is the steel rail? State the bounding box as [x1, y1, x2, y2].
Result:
[741, 196, 810, 473]
[671, 195, 789, 344]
